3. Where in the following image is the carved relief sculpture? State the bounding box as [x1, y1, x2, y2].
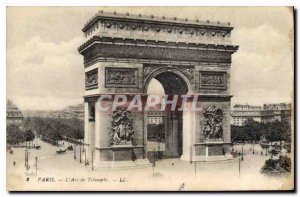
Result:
[173, 65, 195, 81]
[202, 106, 224, 140]
[110, 108, 135, 146]
[200, 71, 226, 89]
[105, 68, 138, 87]
[85, 69, 98, 89]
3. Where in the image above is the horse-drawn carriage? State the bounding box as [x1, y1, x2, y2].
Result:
[66, 145, 73, 151]
[56, 149, 66, 155]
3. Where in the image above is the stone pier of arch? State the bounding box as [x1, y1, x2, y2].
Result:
[79, 11, 238, 168]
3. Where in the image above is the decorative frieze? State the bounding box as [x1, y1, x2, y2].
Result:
[81, 38, 234, 67]
[105, 67, 138, 88]
[203, 106, 224, 140]
[199, 71, 226, 90]
[82, 11, 233, 45]
[85, 69, 98, 90]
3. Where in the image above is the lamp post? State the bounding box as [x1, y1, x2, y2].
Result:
[91, 151, 94, 171]
[238, 157, 241, 176]
[24, 149, 27, 167]
[82, 139, 85, 153]
[84, 149, 87, 166]
[79, 142, 82, 163]
[74, 144, 76, 160]
[241, 142, 244, 161]
[35, 157, 38, 174]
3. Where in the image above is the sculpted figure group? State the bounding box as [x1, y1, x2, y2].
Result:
[203, 106, 224, 140]
[111, 108, 135, 145]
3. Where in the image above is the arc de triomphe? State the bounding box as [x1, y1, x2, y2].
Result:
[78, 11, 238, 167]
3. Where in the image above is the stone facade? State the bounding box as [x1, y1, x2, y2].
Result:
[6, 99, 23, 127]
[79, 11, 238, 167]
[231, 103, 292, 126]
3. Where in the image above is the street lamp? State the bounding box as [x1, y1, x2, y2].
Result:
[79, 143, 82, 163]
[238, 156, 241, 176]
[91, 151, 94, 171]
[84, 149, 87, 166]
[35, 157, 38, 174]
[74, 144, 76, 160]
[241, 142, 244, 161]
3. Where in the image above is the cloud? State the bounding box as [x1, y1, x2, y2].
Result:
[230, 24, 293, 105]
[7, 36, 86, 110]
[6, 8, 293, 110]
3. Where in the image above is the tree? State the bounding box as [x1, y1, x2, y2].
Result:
[23, 116, 84, 146]
[24, 129, 35, 148]
[261, 155, 291, 175]
[263, 121, 290, 147]
[7, 124, 25, 146]
[243, 119, 262, 143]
[231, 125, 249, 143]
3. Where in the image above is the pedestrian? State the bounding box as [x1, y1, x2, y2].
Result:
[13, 161, 16, 166]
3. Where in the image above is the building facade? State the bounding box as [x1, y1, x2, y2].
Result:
[147, 111, 164, 125]
[79, 11, 238, 167]
[6, 99, 23, 127]
[61, 103, 84, 119]
[231, 103, 291, 126]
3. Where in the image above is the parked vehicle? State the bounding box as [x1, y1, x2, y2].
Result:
[56, 149, 66, 155]
[260, 140, 270, 148]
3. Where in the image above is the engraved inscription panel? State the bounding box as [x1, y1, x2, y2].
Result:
[105, 68, 138, 88]
[199, 71, 226, 90]
[85, 69, 98, 90]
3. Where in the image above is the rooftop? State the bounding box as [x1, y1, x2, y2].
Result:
[82, 10, 233, 33]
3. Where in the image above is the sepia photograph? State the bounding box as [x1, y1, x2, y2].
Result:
[5, 6, 294, 191]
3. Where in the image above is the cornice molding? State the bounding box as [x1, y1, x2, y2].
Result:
[78, 36, 238, 67]
[82, 11, 233, 33]
[78, 36, 238, 53]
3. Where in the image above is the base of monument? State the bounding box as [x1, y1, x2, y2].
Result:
[111, 160, 136, 168]
[193, 154, 233, 162]
[95, 159, 151, 169]
[181, 154, 233, 162]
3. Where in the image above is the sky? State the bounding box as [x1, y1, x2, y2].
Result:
[6, 7, 294, 110]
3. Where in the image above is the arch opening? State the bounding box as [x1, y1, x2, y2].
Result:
[146, 71, 188, 159]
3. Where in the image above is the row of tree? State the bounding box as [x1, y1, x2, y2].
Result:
[23, 117, 84, 146]
[231, 119, 291, 144]
[7, 124, 35, 147]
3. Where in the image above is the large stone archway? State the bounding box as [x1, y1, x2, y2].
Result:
[144, 69, 189, 159]
[79, 11, 238, 167]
